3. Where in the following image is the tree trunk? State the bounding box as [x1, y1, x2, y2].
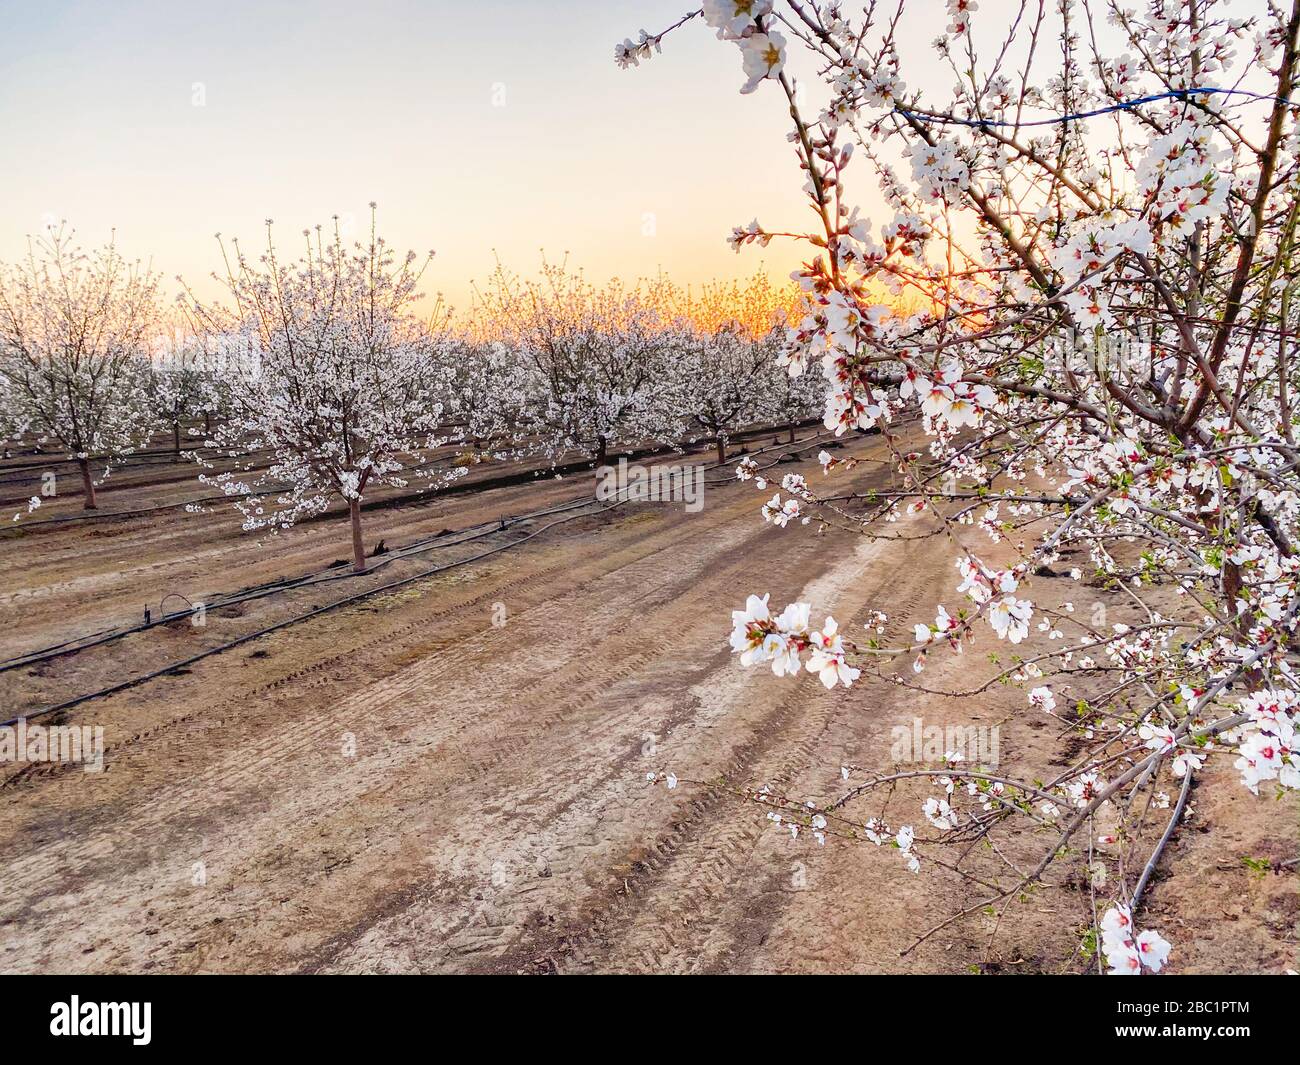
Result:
[173, 420, 182, 455]
[788, 422, 796, 443]
[349, 498, 366, 573]
[204, 411, 213, 434]
[595, 434, 608, 469]
[77, 457, 97, 510]
[716, 436, 726, 464]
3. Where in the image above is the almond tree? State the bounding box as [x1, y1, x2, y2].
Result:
[0, 366, 22, 458]
[182, 209, 465, 573]
[664, 275, 803, 460]
[445, 338, 532, 459]
[474, 261, 675, 467]
[758, 340, 823, 443]
[625, 0, 1300, 971]
[423, 294, 527, 463]
[148, 312, 220, 454]
[669, 324, 781, 462]
[0, 224, 159, 508]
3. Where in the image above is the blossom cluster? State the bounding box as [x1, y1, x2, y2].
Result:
[729, 593, 861, 688]
[1100, 905, 1172, 975]
[702, 1, 787, 94]
[1231, 691, 1300, 795]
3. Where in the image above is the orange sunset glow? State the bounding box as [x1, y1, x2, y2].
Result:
[0, 0, 820, 313]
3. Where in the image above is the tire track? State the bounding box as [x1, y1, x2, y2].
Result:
[0, 485, 810, 968]
[20, 485, 768, 774]
[0, 435, 896, 973]
[313, 529, 907, 973]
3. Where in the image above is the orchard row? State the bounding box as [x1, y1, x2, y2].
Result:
[0, 219, 821, 570]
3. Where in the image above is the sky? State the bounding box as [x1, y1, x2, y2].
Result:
[0, 0, 815, 313]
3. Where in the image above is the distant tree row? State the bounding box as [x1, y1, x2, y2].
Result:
[0, 215, 820, 568]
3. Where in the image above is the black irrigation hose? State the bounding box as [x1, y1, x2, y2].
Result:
[701, 434, 849, 487]
[0, 443, 229, 474]
[4, 426, 842, 673]
[4, 432, 484, 526]
[0, 495, 597, 674]
[1129, 768, 1195, 913]
[3, 445, 470, 529]
[0, 454, 178, 487]
[0, 426, 844, 725]
[2, 427, 835, 673]
[1, 496, 635, 728]
[0, 421, 469, 472]
[8, 490, 249, 527]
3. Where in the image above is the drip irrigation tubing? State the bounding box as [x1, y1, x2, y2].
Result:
[2, 425, 836, 673]
[3, 420, 820, 530]
[0, 426, 844, 724]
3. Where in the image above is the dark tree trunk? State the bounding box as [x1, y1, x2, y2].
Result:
[595, 434, 608, 469]
[349, 498, 366, 573]
[788, 422, 796, 443]
[173, 420, 182, 455]
[77, 457, 97, 509]
[204, 411, 213, 434]
[716, 436, 726, 464]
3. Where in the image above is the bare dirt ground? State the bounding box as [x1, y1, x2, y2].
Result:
[0, 429, 1294, 974]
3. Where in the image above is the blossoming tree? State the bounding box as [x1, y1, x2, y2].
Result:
[670, 323, 783, 462]
[148, 312, 221, 454]
[434, 335, 530, 460]
[473, 261, 677, 467]
[0, 225, 160, 508]
[663, 275, 811, 460]
[625, 0, 1300, 971]
[182, 209, 466, 573]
